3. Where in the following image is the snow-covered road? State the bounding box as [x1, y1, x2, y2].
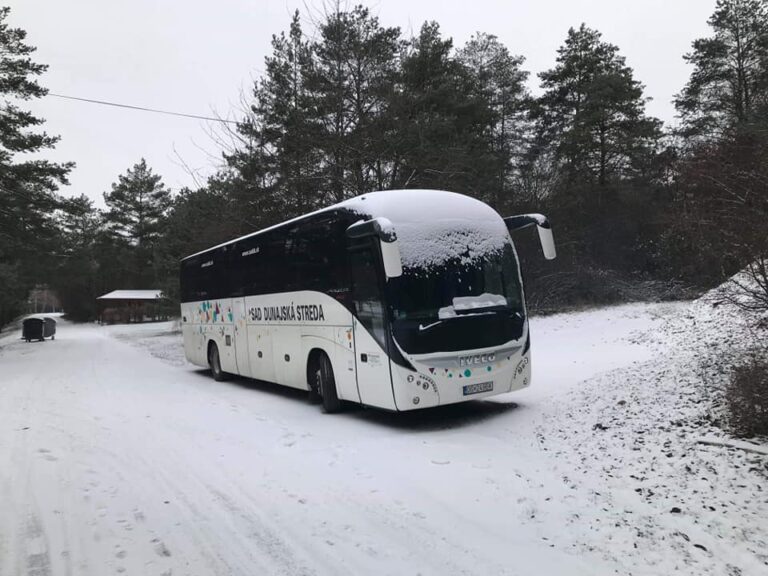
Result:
[1, 303, 765, 576]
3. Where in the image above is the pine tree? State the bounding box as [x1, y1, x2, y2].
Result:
[307, 4, 401, 201]
[103, 159, 171, 287]
[458, 33, 531, 211]
[0, 7, 72, 326]
[58, 194, 100, 252]
[676, 0, 768, 138]
[671, 1, 768, 307]
[537, 25, 662, 194]
[229, 10, 319, 221]
[104, 159, 170, 246]
[52, 195, 100, 320]
[393, 22, 497, 195]
[534, 24, 663, 277]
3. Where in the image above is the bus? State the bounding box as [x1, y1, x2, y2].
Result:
[180, 189, 556, 413]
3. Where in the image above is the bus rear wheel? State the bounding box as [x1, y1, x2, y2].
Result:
[208, 342, 227, 382]
[313, 353, 341, 414]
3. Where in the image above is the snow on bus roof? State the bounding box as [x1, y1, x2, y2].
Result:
[97, 290, 164, 301]
[182, 189, 510, 268]
[343, 190, 509, 268]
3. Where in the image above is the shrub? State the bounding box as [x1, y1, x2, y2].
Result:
[726, 358, 768, 438]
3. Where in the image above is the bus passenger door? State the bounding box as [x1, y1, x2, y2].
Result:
[348, 241, 396, 410]
[232, 297, 251, 378]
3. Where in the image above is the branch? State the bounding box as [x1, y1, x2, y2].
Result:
[696, 436, 768, 456]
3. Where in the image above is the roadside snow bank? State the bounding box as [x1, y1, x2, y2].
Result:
[527, 278, 768, 575]
[655, 274, 768, 436]
[105, 319, 188, 367]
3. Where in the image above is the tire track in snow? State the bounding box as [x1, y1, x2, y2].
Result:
[74, 416, 296, 576]
[2, 352, 55, 576]
[205, 485, 315, 576]
[23, 514, 51, 576]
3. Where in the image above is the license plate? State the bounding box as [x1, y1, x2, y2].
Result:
[463, 381, 493, 396]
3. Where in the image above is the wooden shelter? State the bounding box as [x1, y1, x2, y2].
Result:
[96, 290, 167, 324]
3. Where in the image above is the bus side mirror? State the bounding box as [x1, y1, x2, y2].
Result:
[504, 214, 557, 260]
[379, 238, 403, 279]
[346, 217, 403, 279]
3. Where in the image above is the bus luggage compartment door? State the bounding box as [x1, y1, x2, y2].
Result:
[249, 326, 275, 384]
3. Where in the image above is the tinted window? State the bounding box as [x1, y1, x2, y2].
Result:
[286, 215, 348, 293]
[349, 240, 388, 349]
[180, 210, 354, 301]
[387, 244, 526, 354]
[264, 228, 291, 293]
[180, 246, 230, 302]
[230, 232, 285, 296]
[229, 238, 258, 297]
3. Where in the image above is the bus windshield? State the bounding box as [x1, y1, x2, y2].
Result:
[388, 243, 525, 355]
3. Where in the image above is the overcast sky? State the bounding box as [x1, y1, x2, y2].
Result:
[9, 0, 716, 206]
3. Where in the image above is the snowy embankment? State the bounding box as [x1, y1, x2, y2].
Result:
[523, 296, 768, 576]
[0, 300, 766, 576]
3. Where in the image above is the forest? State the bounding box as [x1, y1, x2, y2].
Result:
[0, 0, 767, 325]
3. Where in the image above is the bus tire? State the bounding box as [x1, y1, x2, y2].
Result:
[307, 355, 322, 405]
[208, 342, 227, 382]
[315, 352, 341, 414]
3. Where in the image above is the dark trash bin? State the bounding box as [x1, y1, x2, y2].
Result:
[22, 317, 56, 342]
[43, 317, 56, 340]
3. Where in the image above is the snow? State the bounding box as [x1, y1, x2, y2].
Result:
[438, 293, 508, 319]
[24, 313, 64, 321]
[1, 302, 766, 575]
[97, 290, 164, 300]
[343, 190, 510, 269]
[505, 213, 549, 228]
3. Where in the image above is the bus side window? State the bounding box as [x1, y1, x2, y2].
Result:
[264, 229, 291, 294]
[180, 258, 197, 302]
[185, 247, 226, 301]
[348, 242, 387, 350]
[234, 237, 267, 296]
[287, 217, 349, 296]
[209, 247, 230, 299]
[228, 243, 244, 298]
[326, 217, 353, 308]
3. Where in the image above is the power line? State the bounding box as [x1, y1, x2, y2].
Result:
[48, 93, 241, 125]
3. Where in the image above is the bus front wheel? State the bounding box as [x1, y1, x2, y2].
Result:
[208, 342, 227, 382]
[314, 353, 341, 414]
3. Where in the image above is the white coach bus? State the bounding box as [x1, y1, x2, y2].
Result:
[180, 189, 555, 412]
